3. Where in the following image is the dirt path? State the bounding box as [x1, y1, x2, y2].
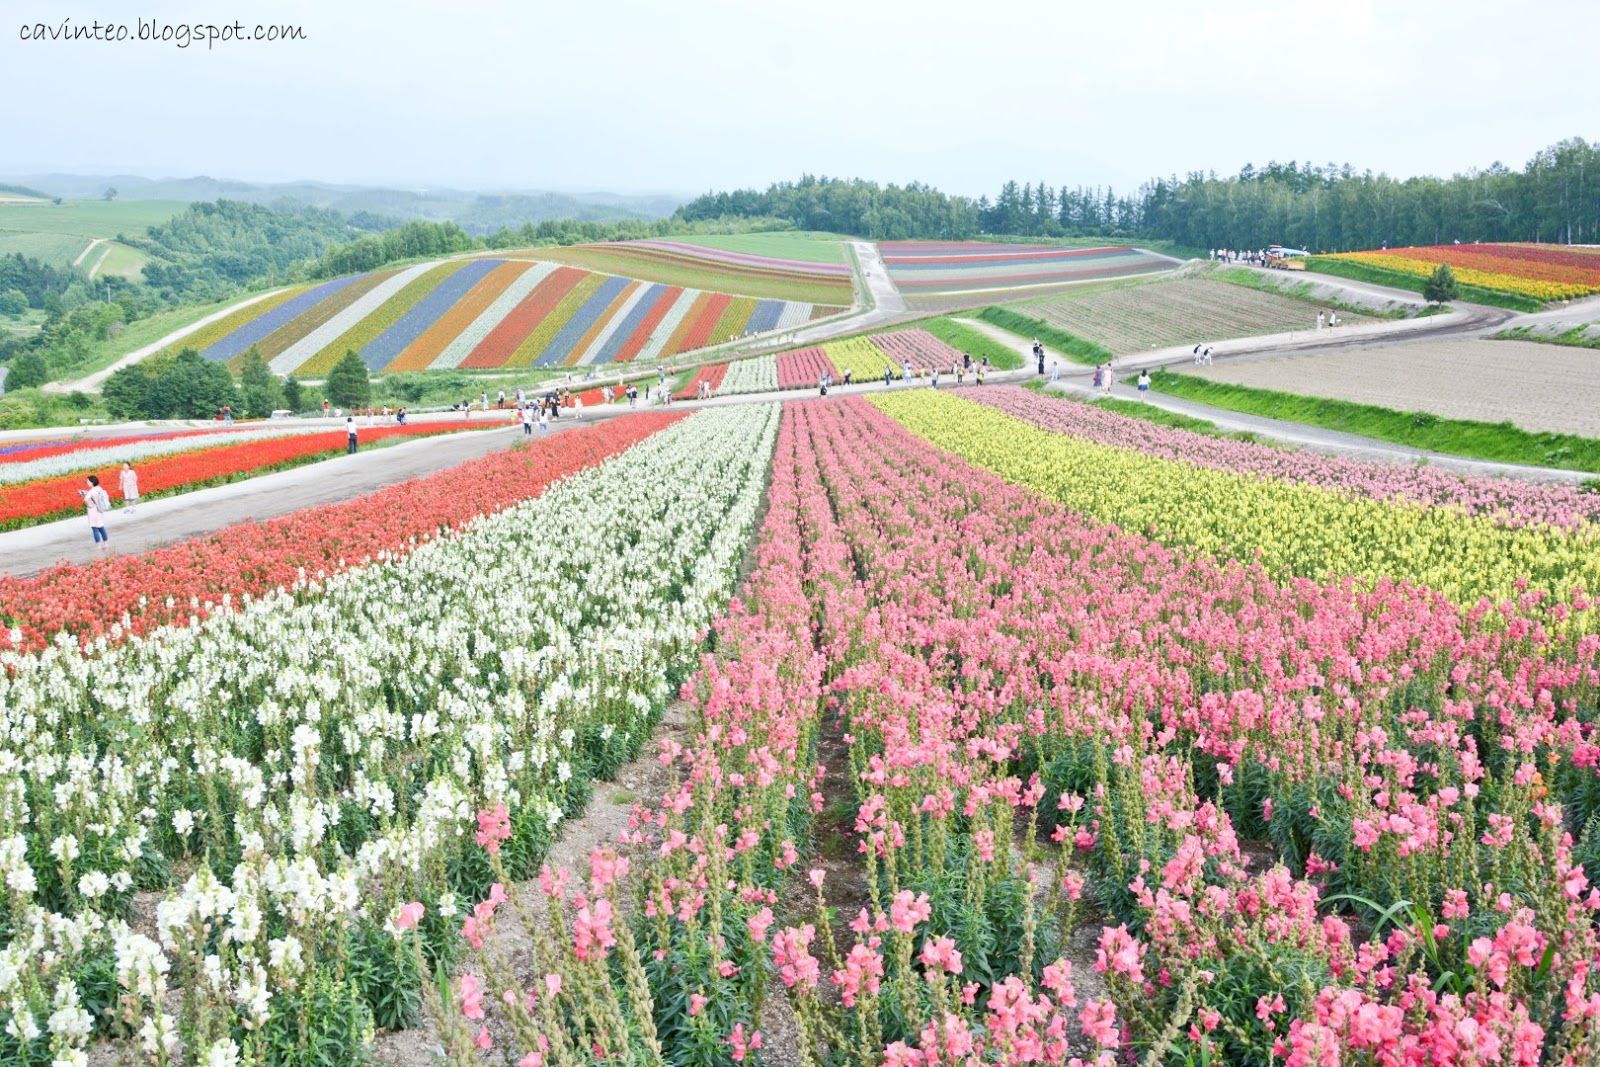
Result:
[85, 243, 114, 280]
[44, 287, 295, 394]
[70, 236, 105, 268]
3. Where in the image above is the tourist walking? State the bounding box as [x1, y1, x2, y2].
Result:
[574, 396, 585, 419]
[119, 462, 140, 514]
[80, 475, 112, 549]
[883, 366, 892, 387]
[901, 360, 911, 383]
[538, 407, 549, 434]
[1137, 370, 1151, 402]
[346, 417, 359, 454]
[1036, 346, 1046, 376]
[521, 405, 534, 435]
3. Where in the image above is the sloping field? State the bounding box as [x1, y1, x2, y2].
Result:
[1019, 273, 1370, 353]
[503, 239, 856, 306]
[880, 240, 1173, 303]
[0, 199, 185, 273]
[1315, 242, 1600, 303]
[170, 256, 841, 375]
[660, 230, 848, 263]
[1188, 337, 1600, 437]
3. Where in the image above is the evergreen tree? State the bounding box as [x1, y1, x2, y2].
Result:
[325, 351, 372, 409]
[283, 374, 305, 413]
[238, 346, 284, 417]
[1423, 263, 1460, 303]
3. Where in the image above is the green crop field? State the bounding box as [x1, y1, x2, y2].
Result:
[665, 231, 849, 263]
[87, 241, 153, 280]
[0, 199, 187, 270]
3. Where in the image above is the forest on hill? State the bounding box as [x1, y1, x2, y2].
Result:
[677, 136, 1600, 250]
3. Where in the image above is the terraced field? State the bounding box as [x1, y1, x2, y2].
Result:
[1019, 273, 1370, 353]
[165, 255, 842, 375]
[510, 238, 856, 306]
[881, 240, 1174, 306]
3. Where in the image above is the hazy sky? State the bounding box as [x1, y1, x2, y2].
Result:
[3, 0, 1596, 197]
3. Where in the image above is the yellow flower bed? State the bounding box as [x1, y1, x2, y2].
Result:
[823, 337, 894, 379]
[870, 390, 1600, 617]
[1325, 252, 1595, 302]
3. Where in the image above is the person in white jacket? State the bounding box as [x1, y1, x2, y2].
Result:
[80, 475, 112, 549]
[119, 462, 140, 514]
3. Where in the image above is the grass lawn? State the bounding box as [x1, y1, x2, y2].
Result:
[1496, 324, 1600, 351]
[1019, 379, 1273, 441]
[0, 200, 187, 271]
[1145, 369, 1600, 475]
[661, 231, 850, 264]
[90, 241, 152, 280]
[915, 317, 1025, 370]
[975, 306, 1113, 365]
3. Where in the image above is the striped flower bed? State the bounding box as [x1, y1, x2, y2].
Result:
[880, 241, 1173, 296]
[719, 355, 779, 395]
[776, 347, 838, 388]
[168, 257, 837, 378]
[674, 362, 729, 400]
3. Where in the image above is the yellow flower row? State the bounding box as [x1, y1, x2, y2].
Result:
[869, 390, 1600, 621]
[1325, 252, 1595, 302]
[824, 337, 894, 379]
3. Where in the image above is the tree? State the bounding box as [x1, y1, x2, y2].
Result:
[283, 374, 305, 413]
[102, 363, 151, 418]
[1423, 262, 1460, 303]
[325, 350, 371, 409]
[0, 289, 27, 316]
[5, 352, 48, 390]
[134, 349, 237, 418]
[101, 186, 117, 202]
[238, 345, 284, 417]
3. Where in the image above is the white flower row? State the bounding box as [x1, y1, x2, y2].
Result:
[0, 425, 328, 487]
[427, 262, 559, 372]
[720, 355, 779, 395]
[0, 404, 780, 1058]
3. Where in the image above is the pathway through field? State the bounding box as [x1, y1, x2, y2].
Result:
[70, 236, 105, 268]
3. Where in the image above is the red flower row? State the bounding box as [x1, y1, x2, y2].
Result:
[0, 412, 685, 649]
[0, 421, 489, 531]
[674, 363, 728, 400]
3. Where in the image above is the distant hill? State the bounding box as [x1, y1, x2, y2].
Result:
[7, 174, 686, 233]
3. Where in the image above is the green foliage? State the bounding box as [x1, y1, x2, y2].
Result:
[5, 352, 48, 390]
[283, 373, 305, 412]
[912, 317, 1024, 369]
[678, 176, 980, 240]
[1424, 262, 1461, 303]
[0, 288, 26, 316]
[131, 200, 396, 303]
[347, 920, 422, 1030]
[976, 305, 1114, 365]
[103, 348, 238, 419]
[1147, 370, 1600, 474]
[238, 345, 284, 417]
[257, 965, 374, 1067]
[325, 350, 372, 409]
[308, 221, 474, 279]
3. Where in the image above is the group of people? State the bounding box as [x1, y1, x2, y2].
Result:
[1316, 311, 1342, 329]
[1191, 343, 1214, 365]
[1209, 249, 1274, 265]
[78, 461, 140, 551]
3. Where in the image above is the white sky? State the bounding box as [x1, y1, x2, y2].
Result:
[2, 0, 1596, 197]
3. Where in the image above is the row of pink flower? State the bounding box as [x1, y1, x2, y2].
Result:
[870, 328, 963, 371]
[969, 385, 1600, 529]
[775, 347, 838, 389]
[439, 397, 1600, 1064]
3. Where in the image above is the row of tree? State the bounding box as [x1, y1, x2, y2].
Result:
[676, 136, 1600, 250]
[101, 347, 373, 420]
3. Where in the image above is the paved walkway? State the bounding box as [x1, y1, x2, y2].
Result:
[0, 422, 548, 576]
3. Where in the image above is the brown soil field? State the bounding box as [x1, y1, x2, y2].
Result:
[1021, 274, 1371, 353]
[1190, 337, 1600, 437]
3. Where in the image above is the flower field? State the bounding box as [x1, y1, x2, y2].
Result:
[15, 378, 1600, 1065]
[0, 406, 778, 1066]
[674, 362, 728, 400]
[1316, 244, 1600, 303]
[880, 241, 1175, 302]
[165, 256, 841, 377]
[529, 238, 857, 307]
[719, 355, 779, 395]
[0, 420, 488, 532]
[0, 413, 681, 648]
[426, 396, 1600, 1066]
